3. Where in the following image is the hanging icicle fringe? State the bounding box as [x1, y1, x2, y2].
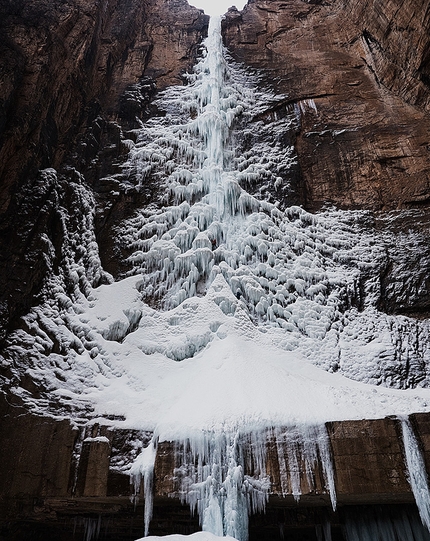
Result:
[130, 426, 337, 541]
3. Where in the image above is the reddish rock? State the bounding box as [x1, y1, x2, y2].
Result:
[0, 0, 208, 212]
[223, 0, 430, 211]
[0, 0, 208, 338]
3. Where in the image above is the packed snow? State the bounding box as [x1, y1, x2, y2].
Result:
[135, 534, 237, 541]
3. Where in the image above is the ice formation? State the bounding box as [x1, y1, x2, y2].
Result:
[3, 12, 430, 541]
[130, 439, 157, 536]
[130, 425, 336, 541]
[401, 418, 430, 532]
[343, 506, 430, 541]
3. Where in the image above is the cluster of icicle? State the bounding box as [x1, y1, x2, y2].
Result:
[119, 16, 318, 315]
[118, 15, 365, 375]
[126, 21, 339, 538]
[130, 425, 336, 541]
[130, 418, 430, 540]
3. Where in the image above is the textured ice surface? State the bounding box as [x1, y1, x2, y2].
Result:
[343, 506, 430, 541]
[130, 423, 336, 541]
[401, 418, 430, 531]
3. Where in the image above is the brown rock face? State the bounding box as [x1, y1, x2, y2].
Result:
[0, 0, 208, 339]
[0, 396, 78, 501]
[223, 0, 430, 211]
[0, 0, 207, 210]
[327, 418, 411, 503]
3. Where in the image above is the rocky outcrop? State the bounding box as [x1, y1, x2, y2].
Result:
[223, 0, 430, 211]
[0, 0, 207, 207]
[0, 0, 208, 339]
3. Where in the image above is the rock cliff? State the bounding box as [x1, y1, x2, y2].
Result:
[2, 0, 430, 539]
[223, 0, 430, 211]
[2, 0, 430, 339]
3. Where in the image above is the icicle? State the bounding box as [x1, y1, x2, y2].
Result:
[400, 417, 430, 532]
[130, 438, 158, 536]
[316, 424, 337, 511]
[175, 430, 270, 541]
[83, 516, 101, 541]
[273, 424, 336, 510]
[171, 425, 336, 541]
[344, 506, 430, 541]
[315, 522, 332, 541]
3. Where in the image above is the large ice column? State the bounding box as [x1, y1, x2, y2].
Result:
[400, 417, 430, 532]
[175, 431, 270, 541]
[170, 426, 336, 541]
[193, 15, 243, 219]
[121, 14, 259, 309]
[195, 16, 226, 170]
[130, 439, 158, 536]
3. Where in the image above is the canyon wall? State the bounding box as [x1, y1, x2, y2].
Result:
[0, 0, 208, 340]
[2, 0, 430, 539]
[223, 0, 430, 211]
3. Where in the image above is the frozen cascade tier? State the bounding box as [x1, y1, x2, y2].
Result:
[130, 426, 337, 541]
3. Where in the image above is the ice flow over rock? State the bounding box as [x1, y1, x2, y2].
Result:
[123, 16, 430, 540]
[131, 426, 336, 540]
[3, 13, 430, 541]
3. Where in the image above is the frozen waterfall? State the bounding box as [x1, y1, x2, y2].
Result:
[130, 426, 337, 541]
[127, 18, 337, 539]
[5, 9, 430, 541]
